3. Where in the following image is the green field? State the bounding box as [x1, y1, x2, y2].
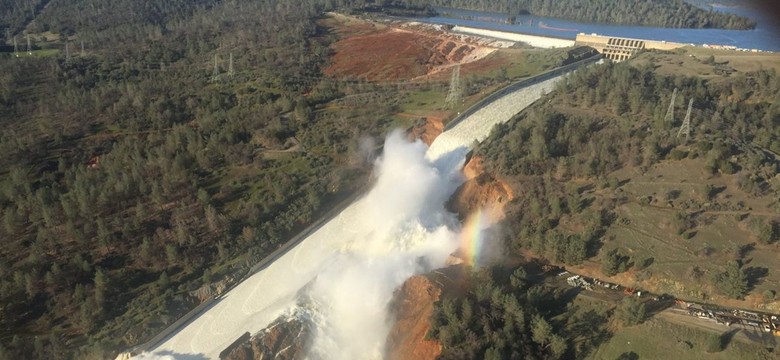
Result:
[597, 156, 780, 307]
[590, 317, 776, 360]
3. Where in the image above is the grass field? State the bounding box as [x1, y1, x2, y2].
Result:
[589, 316, 776, 360]
[634, 46, 780, 80]
[589, 155, 780, 310]
[544, 275, 777, 359]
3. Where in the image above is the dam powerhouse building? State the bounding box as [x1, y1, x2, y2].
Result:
[575, 33, 685, 62]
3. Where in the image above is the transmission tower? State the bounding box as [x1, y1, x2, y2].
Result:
[228, 52, 234, 77]
[664, 87, 677, 123]
[677, 99, 693, 139]
[212, 54, 220, 81]
[445, 64, 462, 108]
[26, 34, 31, 55]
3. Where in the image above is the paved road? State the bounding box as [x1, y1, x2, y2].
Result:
[659, 308, 778, 346]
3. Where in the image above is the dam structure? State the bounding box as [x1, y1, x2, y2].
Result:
[575, 33, 685, 62]
[135, 56, 600, 360]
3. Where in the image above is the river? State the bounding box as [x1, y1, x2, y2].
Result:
[410, 4, 779, 52]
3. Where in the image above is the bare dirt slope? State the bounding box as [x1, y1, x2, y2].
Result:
[385, 266, 467, 360]
[447, 155, 514, 222]
[406, 115, 445, 146]
[323, 16, 506, 82]
[385, 275, 443, 360]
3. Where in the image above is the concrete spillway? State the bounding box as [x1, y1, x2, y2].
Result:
[140, 69, 574, 360]
[427, 74, 562, 160]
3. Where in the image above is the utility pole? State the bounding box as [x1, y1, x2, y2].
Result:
[445, 64, 462, 108]
[65, 41, 70, 61]
[664, 87, 677, 123]
[26, 34, 31, 55]
[80, 40, 85, 56]
[13, 36, 18, 57]
[677, 99, 693, 139]
[212, 54, 220, 81]
[228, 52, 234, 77]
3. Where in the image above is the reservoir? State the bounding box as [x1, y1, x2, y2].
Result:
[410, 5, 780, 52]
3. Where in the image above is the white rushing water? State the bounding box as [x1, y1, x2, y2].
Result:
[136, 73, 567, 360]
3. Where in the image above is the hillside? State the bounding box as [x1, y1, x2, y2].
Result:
[0, 1, 588, 356]
[0, 1, 391, 358]
[418, 47, 780, 360]
[477, 49, 780, 311]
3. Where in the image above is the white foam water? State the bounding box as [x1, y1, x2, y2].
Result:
[138, 74, 567, 360]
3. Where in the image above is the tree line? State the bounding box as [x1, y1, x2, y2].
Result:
[0, 0, 413, 358]
[475, 56, 780, 301]
[427, 0, 756, 29]
[429, 265, 615, 359]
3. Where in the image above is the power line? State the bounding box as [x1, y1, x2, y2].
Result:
[664, 87, 677, 123]
[445, 64, 462, 108]
[677, 99, 693, 139]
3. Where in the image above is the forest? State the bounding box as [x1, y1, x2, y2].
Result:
[428, 266, 614, 359]
[0, 0, 426, 358]
[476, 58, 780, 301]
[429, 0, 756, 29]
[432, 54, 780, 360]
[0, 0, 775, 359]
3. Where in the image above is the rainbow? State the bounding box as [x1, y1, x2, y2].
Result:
[461, 208, 486, 267]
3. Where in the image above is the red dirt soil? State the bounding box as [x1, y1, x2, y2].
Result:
[324, 21, 495, 82]
[405, 114, 445, 146]
[447, 155, 514, 222]
[386, 266, 468, 360]
[385, 275, 443, 360]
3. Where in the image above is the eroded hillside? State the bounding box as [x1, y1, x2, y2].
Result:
[322, 14, 512, 82]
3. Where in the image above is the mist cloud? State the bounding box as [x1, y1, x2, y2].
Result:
[304, 130, 465, 359]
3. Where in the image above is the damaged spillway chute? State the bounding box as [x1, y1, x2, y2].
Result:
[130, 57, 598, 360]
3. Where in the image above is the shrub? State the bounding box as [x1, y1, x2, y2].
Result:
[616, 297, 646, 326]
[669, 149, 687, 160]
[705, 333, 722, 353]
[719, 160, 738, 174]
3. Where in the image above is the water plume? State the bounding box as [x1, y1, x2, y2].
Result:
[303, 130, 465, 359]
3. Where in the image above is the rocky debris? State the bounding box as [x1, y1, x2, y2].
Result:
[446, 155, 513, 221]
[223, 312, 312, 360]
